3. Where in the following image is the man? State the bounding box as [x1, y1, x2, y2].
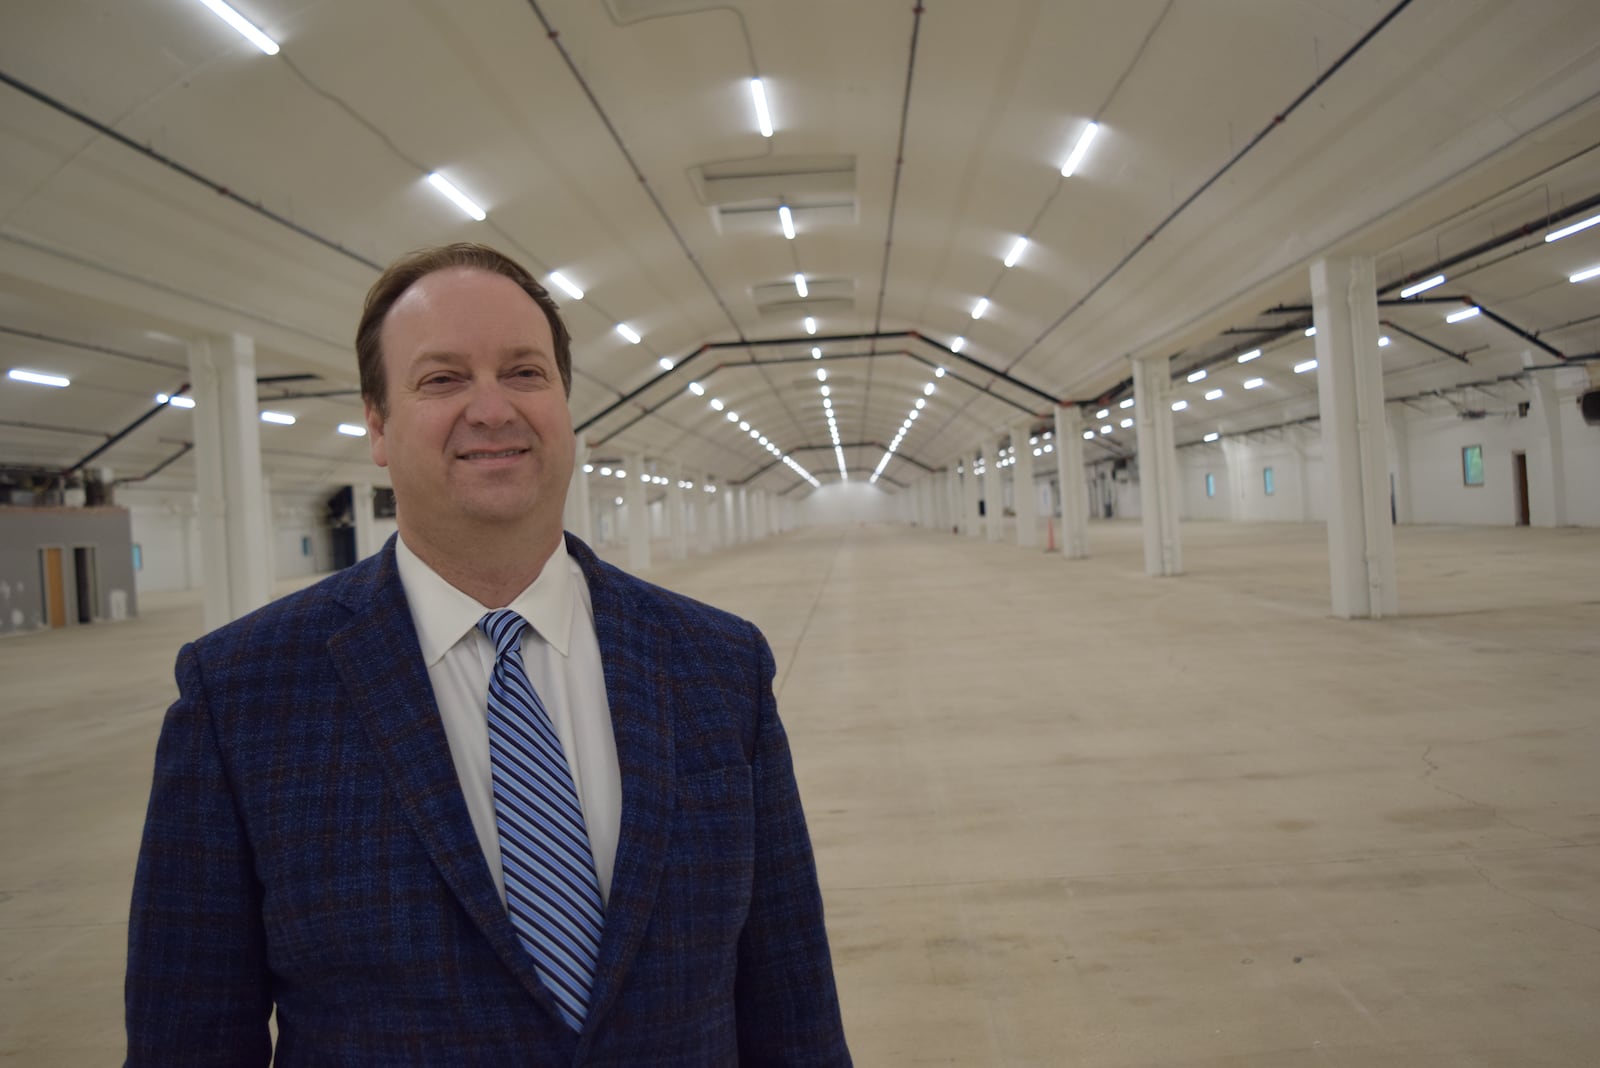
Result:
[125, 243, 851, 1065]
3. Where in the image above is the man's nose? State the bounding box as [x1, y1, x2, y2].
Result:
[462, 378, 518, 426]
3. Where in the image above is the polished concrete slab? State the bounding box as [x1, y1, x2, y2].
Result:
[2, 520, 1597, 1064]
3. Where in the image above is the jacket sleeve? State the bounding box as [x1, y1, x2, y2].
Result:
[734, 629, 852, 1066]
[125, 642, 272, 1067]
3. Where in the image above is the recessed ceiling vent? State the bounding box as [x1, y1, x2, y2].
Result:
[689, 154, 858, 235]
[751, 277, 856, 320]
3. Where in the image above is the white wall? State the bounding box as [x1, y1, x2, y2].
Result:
[1165, 374, 1600, 527]
[792, 481, 897, 527]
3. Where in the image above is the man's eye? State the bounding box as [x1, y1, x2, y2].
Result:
[421, 374, 456, 387]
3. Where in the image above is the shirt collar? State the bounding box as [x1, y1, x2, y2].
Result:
[395, 534, 575, 665]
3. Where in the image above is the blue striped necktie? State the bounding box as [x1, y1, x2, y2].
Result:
[477, 608, 605, 1032]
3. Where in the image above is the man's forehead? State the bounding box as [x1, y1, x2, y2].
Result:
[384, 268, 550, 344]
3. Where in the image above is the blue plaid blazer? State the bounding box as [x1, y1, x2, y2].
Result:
[126, 533, 850, 1066]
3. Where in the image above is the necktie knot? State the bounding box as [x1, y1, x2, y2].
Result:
[478, 608, 527, 659]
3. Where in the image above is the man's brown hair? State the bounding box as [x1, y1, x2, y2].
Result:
[355, 243, 573, 416]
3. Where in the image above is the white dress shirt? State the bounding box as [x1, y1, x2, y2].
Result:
[395, 535, 621, 906]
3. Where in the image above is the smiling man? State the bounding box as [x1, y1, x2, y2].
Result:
[125, 244, 851, 1066]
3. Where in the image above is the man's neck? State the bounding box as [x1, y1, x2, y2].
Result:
[398, 521, 562, 608]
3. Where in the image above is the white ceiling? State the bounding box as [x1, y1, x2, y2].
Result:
[1, 0, 1597, 498]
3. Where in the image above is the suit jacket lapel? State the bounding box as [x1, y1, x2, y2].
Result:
[327, 540, 568, 1024]
[567, 534, 676, 1046]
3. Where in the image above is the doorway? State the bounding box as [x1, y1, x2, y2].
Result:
[73, 545, 98, 623]
[1512, 451, 1530, 526]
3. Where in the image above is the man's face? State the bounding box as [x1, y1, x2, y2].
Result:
[365, 267, 574, 546]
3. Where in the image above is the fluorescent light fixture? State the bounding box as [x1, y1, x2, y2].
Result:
[1205, 389, 1223, 401]
[1083, 430, 1095, 440]
[778, 204, 795, 239]
[426, 173, 486, 221]
[923, 383, 935, 395]
[971, 297, 989, 320]
[1120, 418, 1133, 429]
[908, 408, 918, 419]
[599, 467, 612, 476]
[1171, 400, 1188, 411]
[548, 271, 584, 300]
[1003, 236, 1028, 268]
[739, 421, 750, 431]
[584, 465, 596, 474]
[1378, 336, 1392, 347]
[615, 497, 624, 505]
[616, 323, 641, 344]
[794, 273, 808, 298]
[1236, 349, 1261, 363]
[811, 346, 822, 358]
[1304, 327, 1317, 337]
[1100, 424, 1113, 434]
[804, 316, 817, 335]
[1568, 264, 1600, 283]
[1244, 377, 1264, 390]
[166, 394, 196, 408]
[749, 429, 760, 439]
[749, 78, 774, 138]
[1545, 213, 1600, 243]
[688, 381, 705, 396]
[1119, 397, 1134, 408]
[1294, 359, 1318, 374]
[260, 411, 295, 425]
[1445, 306, 1481, 324]
[727, 411, 739, 422]
[195, 0, 279, 55]
[1203, 432, 1220, 443]
[1398, 274, 1446, 298]
[1060, 121, 1100, 177]
[9, 368, 69, 388]
[950, 336, 965, 353]
[1096, 408, 1109, 419]
[915, 398, 926, 410]
[1187, 369, 1207, 383]
[1033, 448, 1042, 457]
[642, 473, 651, 482]
[817, 368, 827, 382]
[710, 397, 724, 410]
[658, 357, 674, 370]
[936, 367, 946, 377]
[820, 385, 830, 397]
[337, 423, 366, 437]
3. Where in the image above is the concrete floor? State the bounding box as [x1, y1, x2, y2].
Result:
[3, 520, 1598, 1065]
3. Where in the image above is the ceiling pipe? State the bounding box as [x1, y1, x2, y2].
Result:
[522, 0, 745, 341]
[1005, 0, 1417, 373]
[0, 71, 383, 272]
[63, 385, 192, 476]
[1269, 296, 1565, 360]
[1379, 319, 1471, 364]
[1378, 189, 1600, 297]
[112, 443, 193, 486]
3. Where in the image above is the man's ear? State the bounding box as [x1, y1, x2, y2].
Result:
[365, 400, 388, 468]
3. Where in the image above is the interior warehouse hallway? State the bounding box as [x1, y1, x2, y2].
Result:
[3, 521, 1598, 1065]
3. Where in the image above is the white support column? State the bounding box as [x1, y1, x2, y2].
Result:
[982, 438, 1002, 542]
[693, 476, 713, 552]
[963, 451, 982, 537]
[704, 476, 723, 549]
[1054, 406, 1089, 559]
[565, 434, 593, 543]
[188, 337, 231, 632]
[352, 481, 378, 561]
[944, 466, 959, 533]
[625, 453, 651, 572]
[1012, 423, 1038, 549]
[1132, 353, 1182, 576]
[666, 465, 687, 560]
[1311, 256, 1397, 619]
[221, 334, 271, 615]
[1524, 356, 1569, 527]
[768, 491, 782, 537]
[1221, 437, 1250, 521]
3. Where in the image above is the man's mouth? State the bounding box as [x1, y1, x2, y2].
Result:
[460, 447, 528, 460]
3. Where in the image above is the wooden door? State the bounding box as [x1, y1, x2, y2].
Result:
[41, 547, 66, 628]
